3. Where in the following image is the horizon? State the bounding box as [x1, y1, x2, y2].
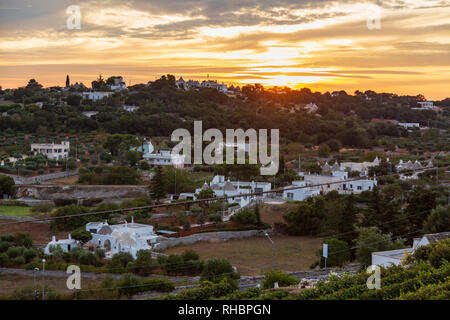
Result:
[1, 0, 450, 100]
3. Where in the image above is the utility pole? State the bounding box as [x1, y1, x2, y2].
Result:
[33, 267, 39, 300]
[42, 259, 46, 300]
[264, 232, 276, 270]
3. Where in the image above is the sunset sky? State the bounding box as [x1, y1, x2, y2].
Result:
[0, 0, 449, 99]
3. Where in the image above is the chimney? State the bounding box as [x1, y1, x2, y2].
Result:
[68, 233, 71, 240]
[52, 236, 56, 242]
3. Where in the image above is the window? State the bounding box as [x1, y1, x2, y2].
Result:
[287, 193, 293, 200]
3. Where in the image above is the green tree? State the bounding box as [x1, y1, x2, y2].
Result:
[318, 238, 350, 267]
[355, 227, 406, 267]
[150, 166, 166, 201]
[422, 205, 450, 234]
[231, 208, 258, 225]
[126, 150, 140, 167]
[405, 187, 438, 233]
[0, 175, 16, 198]
[71, 229, 93, 244]
[338, 194, 358, 245]
[283, 197, 325, 235]
[318, 144, 331, 158]
[201, 258, 238, 282]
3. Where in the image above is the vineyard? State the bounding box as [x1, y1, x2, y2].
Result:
[156, 239, 450, 300]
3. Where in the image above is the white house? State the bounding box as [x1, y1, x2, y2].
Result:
[86, 219, 159, 259]
[297, 170, 377, 195]
[339, 157, 381, 175]
[109, 77, 127, 91]
[398, 123, 420, 129]
[82, 111, 98, 118]
[81, 91, 113, 101]
[416, 101, 434, 109]
[372, 232, 450, 268]
[44, 234, 79, 254]
[282, 181, 321, 201]
[194, 175, 271, 208]
[123, 105, 139, 112]
[143, 149, 185, 168]
[31, 141, 70, 160]
[304, 103, 318, 114]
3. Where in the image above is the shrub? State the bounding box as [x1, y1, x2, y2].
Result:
[318, 238, 351, 268]
[164, 254, 184, 274]
[200, 258, 239, 282]
[0, 241, 12, 253]
[23, 248, 37, 263]
[262, 270, 299, 289]
[14, 232, 33, 248]
[0, 234, 14, 242]
[0, 253, 8, 266]
[12, 256, 26, 266]
[7, 246, 23, 259]
[230, 208, 257, 225]
[182, 250, 200, 262]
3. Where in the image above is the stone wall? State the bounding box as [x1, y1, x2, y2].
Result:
[16, 184, 149, 200]
[5, 170, 79, 184]
[154, 229, 269, 251]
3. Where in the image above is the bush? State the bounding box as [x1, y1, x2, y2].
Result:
[12, 256, 26, 266]
[14, 232, 33, 248]
[7, 246, 23, 259]
[200, 258, 239, 282]
[262, 270, 299, 289]
[318, 238, 351, 268]
[0, 241, 12, 253]
[230, 208, 257, 225]
[0, 253, 8, 266]
[0, 234, 14, 242]
[79, 251, 99, 266]
[23, 248, 37, 262]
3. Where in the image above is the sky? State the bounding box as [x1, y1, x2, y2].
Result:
[0, 0, 449, 99]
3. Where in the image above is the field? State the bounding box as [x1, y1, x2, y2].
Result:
[0, 205, 32, 218]
[0, 274, 103, 298]
[163, 235, 322, 276]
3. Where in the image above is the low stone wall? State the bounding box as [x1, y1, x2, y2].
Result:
[5, 170, 79, 185]
[155, 229, 269, 251]
[16, 184, 149, 200]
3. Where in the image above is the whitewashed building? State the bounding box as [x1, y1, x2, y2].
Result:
[81, 91, 113, 101]
[194, 175, 271, 208]
[86, 219, 159, 259]
[109, 77, 127, 91]
[143, 149, 185, 168]
[282, 181, 321, 201]
[339, 157, 381, 175]
[372, 232, 450, 268]
[123, 105, 139, 112]
[44, 234, 79, 254]
[31, 141, 70, 160]
[398, 123, 420, 129]
[297, 170, 377, 195]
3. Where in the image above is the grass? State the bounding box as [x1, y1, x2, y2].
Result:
[163, 235, 322, 276]
[0, 205, 32, 218]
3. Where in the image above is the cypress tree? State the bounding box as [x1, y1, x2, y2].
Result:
[150, 166, 166, 201]
[66, 75, 70, 87]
